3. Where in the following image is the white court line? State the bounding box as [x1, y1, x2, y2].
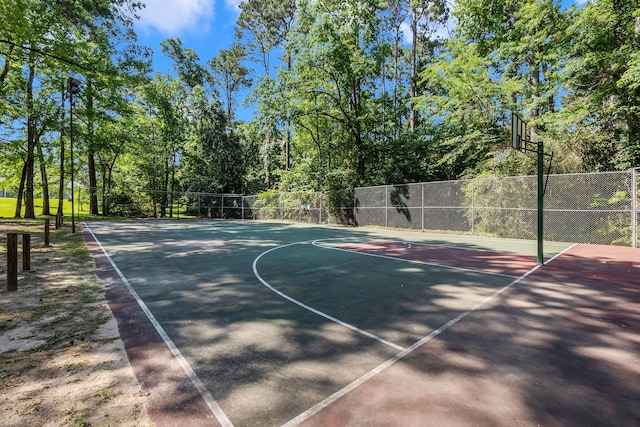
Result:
[312, 239, 519, 279]
[252, 241, 406, 352]
[282, 242, 577, 427]
[84, 223, 234, 427]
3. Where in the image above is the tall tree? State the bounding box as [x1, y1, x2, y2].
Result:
[208, 43, 252, 120]
[141, 74, 188, 217]
[236, 0, 296, 170]
[285, 0, 384, 182]
[407, 0, 448, 132]
[235, 0, 296, 75]
[564, 0, 640, 168]
[419, 38, 505, 178]
[1, 0, 148, 217]
[182, 102, 246, 194]
[161, 38, 207, 90]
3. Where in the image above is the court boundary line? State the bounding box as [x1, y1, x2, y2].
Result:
[282, 242, 577, 427]
[252, 241, 406, 351]
[312, 239, 520, 279]
[84, 223, 234, 427]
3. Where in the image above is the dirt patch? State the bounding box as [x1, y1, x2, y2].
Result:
[0, 219, 153, 427]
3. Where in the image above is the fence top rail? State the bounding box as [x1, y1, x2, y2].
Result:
[355, 179, 468, 191]
[160, 192, 243, 197]
[353, 170, 633, 192]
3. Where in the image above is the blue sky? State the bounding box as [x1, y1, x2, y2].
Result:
[134, 0, 588, 72]
[132, 0, 588, 119]
[134, 0, 242, 73]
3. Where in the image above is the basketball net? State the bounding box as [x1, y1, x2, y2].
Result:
[492, 145, 515, 165]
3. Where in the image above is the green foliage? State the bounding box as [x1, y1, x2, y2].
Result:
[104, 187, 153, 218]
[466, 174, 537, 239]
[2, 0, 640, 219]
[563, 0, 640, 168]
[325, 168, 357, 224]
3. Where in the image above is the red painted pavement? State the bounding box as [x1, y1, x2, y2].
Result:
[338, 241, 536, 276]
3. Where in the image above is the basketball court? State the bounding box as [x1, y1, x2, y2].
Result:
[83, 219, 639, 426]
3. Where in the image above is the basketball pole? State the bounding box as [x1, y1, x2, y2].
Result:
[537, 140, 544, 266]
[512, 112, 547, 266]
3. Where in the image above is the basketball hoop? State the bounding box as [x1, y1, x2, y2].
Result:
[492, 145, 515, 165]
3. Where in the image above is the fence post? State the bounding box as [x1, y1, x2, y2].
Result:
[353, 190, 357, 226]
[421, 183, 425, 231]
[22, 233, 31, 271]
[44, 218, 50, 247]
[385, 185, 388, 228]
[7, 233, 18, 291]
[471, 178, 475, 235]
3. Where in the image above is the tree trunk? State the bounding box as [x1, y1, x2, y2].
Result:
[393, 25, 400, 117]
[356, 133, 365, 181]
[103, 157, 117, 216]
[57, 79, 66, 218]
[37, 144, 51, 216]
[14, 162, 27, 218]
[161, 158, 169, 217]
[380, 61, 386, 141]
[409, 8, 418, 133]
[0, 44, 13, 87]
[530, 64, 540, 142]
[101, 165, 108, 216]
[87, 146, 98, 215]
[86, 81, 99, 215]
[285, 52, 292, 171]
[24, 52, 36, 218]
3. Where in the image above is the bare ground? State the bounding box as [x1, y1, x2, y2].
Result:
[0, 219, 154, 427]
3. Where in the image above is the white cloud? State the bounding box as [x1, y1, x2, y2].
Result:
[435, 16, 457, 40]
[224, 0, 244, 12]
[137, 0, 215, 35]
[399, 22, 412, 45]
[399, 17, 457, 46]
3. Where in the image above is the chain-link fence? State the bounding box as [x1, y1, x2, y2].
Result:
[100, 190, 245, 220]
[92, 170, 639, 247]
[353, 170, 639, 247]
[243, 191, 337, 224]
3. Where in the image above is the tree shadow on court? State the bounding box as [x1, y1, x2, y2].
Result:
[151, 278, 402, 426]
[348, 251, 640, 427]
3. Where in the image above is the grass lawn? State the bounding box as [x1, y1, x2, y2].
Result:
[1, 197, 196, 220]
[0, 197, 90, 220]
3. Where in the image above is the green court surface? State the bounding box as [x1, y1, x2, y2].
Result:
[84, 219, 638, 427]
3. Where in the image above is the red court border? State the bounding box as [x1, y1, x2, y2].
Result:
[83, 225, 222, 427]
